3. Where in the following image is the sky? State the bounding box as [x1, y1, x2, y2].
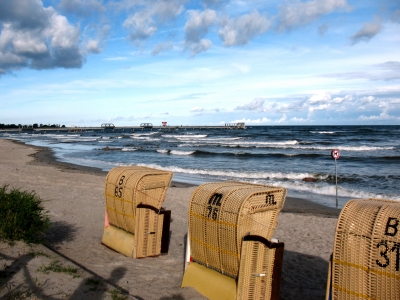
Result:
[0, 0, 399, 127]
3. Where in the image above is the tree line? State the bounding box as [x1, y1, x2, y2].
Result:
[0, 123, 66, 129]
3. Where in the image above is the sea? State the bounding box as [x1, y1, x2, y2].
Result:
[1, 125, 399, 208]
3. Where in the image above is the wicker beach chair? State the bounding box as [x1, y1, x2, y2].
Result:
[326, 198, 400, 300]
[181, 181, 286, 300]
[102, 166, 173, 258]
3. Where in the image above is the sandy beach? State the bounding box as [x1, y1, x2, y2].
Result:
[0, 138, 340, 299]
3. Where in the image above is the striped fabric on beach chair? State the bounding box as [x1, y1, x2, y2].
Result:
[182, 181, 286, 300]
[102, 166, 173, 258]
[326, 198, 400, 300]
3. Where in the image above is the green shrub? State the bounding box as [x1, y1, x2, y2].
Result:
[0, 185, 50, 244]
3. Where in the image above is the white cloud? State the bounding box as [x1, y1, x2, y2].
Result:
[360, 96, 375, 104]
[336, 106, 346, 112]
[290, 117, 308, 122]
[231, 117, 271, 124]
[0, 0, 84, 74]
[309, 104, 330, 111]
[277, 113, 287, 123]
[123, 11, 158, 41]
[123, 0, 184, 42]
[104, 56, 128, 61]
[234, 98, 265, 110]
[309, 92, 331, 104]
[187, 39, 212, 56]
[191, 106, 205, 114]
[232, 115, 293, 124]
[350, 20, 382, 45]
[184, 9, 217, 56]
[219, 11, 272, 46]
[358, 110, 400, 121]
[318, 23, 329, 36]
[277, 0, 349, 31]
[46, 13, 81, 49]
[275, 100, 306, 112]
[85, 39, 102, 54]
[332, 95, 352, 104]
[151, 41, 173, 55]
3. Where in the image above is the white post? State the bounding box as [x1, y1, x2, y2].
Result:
[185, 231, 191, 270]
[335, 158, 338, 208]
[331, 149, 340, 208]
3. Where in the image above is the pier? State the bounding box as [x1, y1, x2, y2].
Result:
[1, 122, 246, 133]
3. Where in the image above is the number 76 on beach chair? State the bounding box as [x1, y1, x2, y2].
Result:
[326, 198, 400, 300]
[181, 181, 287, 300]
[101, 166, 173, 258]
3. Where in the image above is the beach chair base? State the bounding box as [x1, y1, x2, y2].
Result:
[237, 236, 284, 300]
[102, 207, 171, 258]
[325, 254, 332, 300]
[102, 225, 135, 257]
[181, 262, 236, 300]
[181, 233, 284, 300]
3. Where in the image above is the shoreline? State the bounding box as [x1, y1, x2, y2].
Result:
[12, 138, 340, 217]
[11, 139, 195, 189]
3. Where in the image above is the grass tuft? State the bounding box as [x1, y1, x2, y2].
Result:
[37, 260, 80, 278]
[0, 185, 50, 244]
[0, 289, 33, 300]
[110, 288, 128, 300]
[28, 250, 51, 258]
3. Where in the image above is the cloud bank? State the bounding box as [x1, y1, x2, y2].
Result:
[0, 0, 398, 76]
[0, 0, 85, 74]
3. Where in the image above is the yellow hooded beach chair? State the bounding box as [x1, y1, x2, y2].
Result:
[182, 181, 287, 300]
[102, 166, 173, 258]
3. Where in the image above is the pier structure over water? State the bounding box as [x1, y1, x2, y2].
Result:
[1, 122, 246, 133]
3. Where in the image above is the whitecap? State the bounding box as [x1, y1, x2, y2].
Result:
[170, 150, 195, 155]
[157, 149, 170, 154]
[122, 147, 137, 152]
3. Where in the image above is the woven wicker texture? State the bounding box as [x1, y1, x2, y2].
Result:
[237, 240, 276, 300]
[134, 207, 164, 258]
[104, 166, 173, 233]
[332, 198, 400, 300]
[188, 181, 286, 278]
[103, 166, 172, 258]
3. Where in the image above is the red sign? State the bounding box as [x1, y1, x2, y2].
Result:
[331, 149, 340, 160]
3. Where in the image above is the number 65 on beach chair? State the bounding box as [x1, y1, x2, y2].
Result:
[326, 198, 400, 300]
[181, 181, 286, 300]
[101, 166, 173, 258]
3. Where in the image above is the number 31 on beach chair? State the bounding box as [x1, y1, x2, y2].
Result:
[326, 198, 400, 300]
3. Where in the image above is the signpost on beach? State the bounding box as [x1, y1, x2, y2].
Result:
[331, 149, 340, 207]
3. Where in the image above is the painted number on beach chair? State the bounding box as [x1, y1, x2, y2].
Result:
[376, 217, 400, 271]
[114, 175, 125, 198]
[266, 193, 276, 205]
[206, 193, 223, 220]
